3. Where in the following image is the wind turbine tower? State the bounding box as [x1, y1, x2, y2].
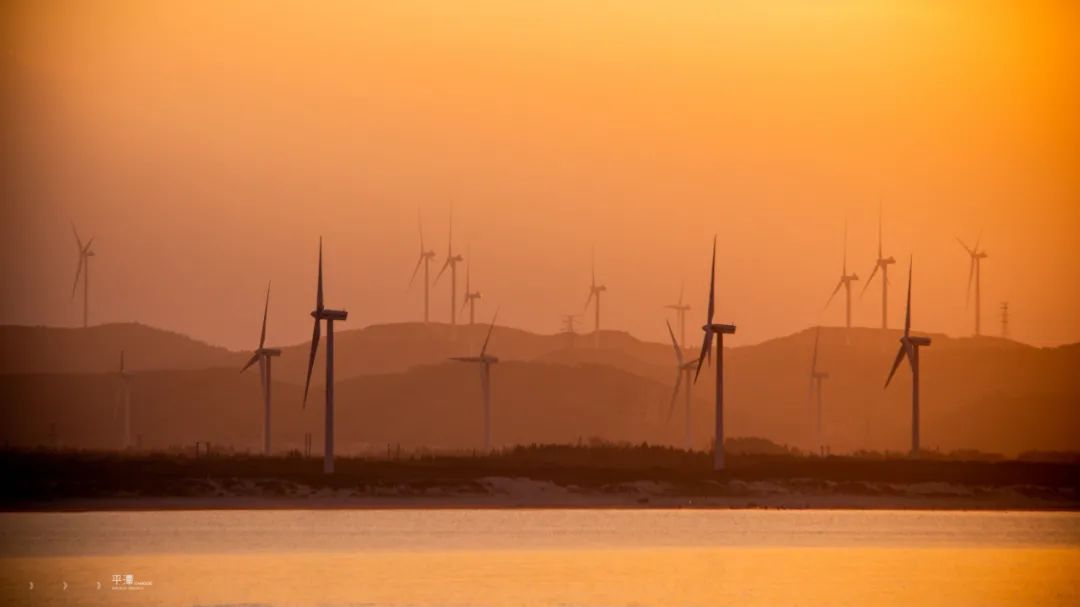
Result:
[70, 224, 95, 328]
[451, 312, 500, 452]
[462, 246, 482, 324]
[957, 234, 989, 336]
[861, 205, 895, 329]
[884, 257, 932, 455]
[409, 210, 437, 323]
[808, 327, 829, 455]
[693, 236, 737, 470]
[241, 282, 282, 455]
[435, 206, 464, 325]
[826, 219, 859, 331]
[584, 254, 607, 348]
[664, 321, 697, 450]
[303, 239, 348, 474]
[665, 282, 692, 347]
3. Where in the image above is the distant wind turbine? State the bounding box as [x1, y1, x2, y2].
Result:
[241, 282, 282, 455]
[956, 233, 988, 336]
[409, 209, 437, 323]
[665, 282, 692, 347]
[861, 204, 895, 329]
[117, 350, 133, 450]
[435, 205, 464, 325]
[884, 257, 932, 455]
[303, 238, 349, 474]
[808, 327, 829, 455]
[584, 252, 607, 348]
[693, 236, 737, 470]
[461, 245, 481, 325]
[70, 223, 95, 328]
[664, 320, 697, 451]
[825, 219, 859, 331]
[450, 311, 500, 452]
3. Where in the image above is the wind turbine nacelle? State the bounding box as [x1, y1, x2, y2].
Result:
[909, 336, 931, 346]
[882, 257, 896, 265]
[707, 323, 737, 334]
[314, 309, 348, 321]
[259, 348, 283, 357]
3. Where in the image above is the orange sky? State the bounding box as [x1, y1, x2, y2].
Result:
[2, 0, 1078, 350]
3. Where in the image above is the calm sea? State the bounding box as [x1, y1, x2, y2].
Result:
[1, 509, 1077, 606]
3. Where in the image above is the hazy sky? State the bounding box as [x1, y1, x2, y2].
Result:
[2, 1, 1078, 350]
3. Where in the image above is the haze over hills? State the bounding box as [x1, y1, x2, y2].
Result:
[0, 322, 1075, 457]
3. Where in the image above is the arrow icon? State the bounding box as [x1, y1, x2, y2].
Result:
[28, 582, 33, 590]
[96, 581, 102, 590]
[62, 581, 68, 591]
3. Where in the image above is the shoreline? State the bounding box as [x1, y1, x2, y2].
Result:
[6, 476, 1077, 513]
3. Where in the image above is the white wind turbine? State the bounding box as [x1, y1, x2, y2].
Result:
[461, 245, 482, 325]
[861, 204, 896, 329]
[409, 209, 437, 323]
[584, 253, 607, 348]
[956, 232, 988, 336]
[693, 236, 737, 470]
[664, 320, 697, 450]
[884, 257, 932, 455]
[303, 238, 348, 474]
[665, 282, 692, 348]
[241, 282, 281, 455]
[808, 327, 829, 455]
[435, 205, 464, 326]
[70, 223, 95, 328]
[825, 219, 859, 332]
[450, 312, 500, 452]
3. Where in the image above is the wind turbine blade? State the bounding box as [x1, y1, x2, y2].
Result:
[434, 257, 451, 284]
[861, 264, 880, 297]
[408, 255, 424, 287]
[417, 207, 425, 252]
[480, 310, 499, 356]
[706, 235, 716, 324]
[259, 281, 270, 349]
[666, 370, 683, 422]
[842, 218, 848, 275]
[810, 326, 820, 375]
[904, 256, 913, 336]
[71, 223, 83, 251]
[447, 203, 454, 257]
[584, 287, 594, 312]
[877, 202, 883, 258]
[665, 320, 683, 365]
[240, 352, 260, 374]
[974, 229, 982, 254]
[316, 238, 324, 311]
[84, 237, 95, 252]
[302, 320, 321, 407]
[972, 255, 980, 306]
[884, 345, 907, 388]
[677, 280, 685, 307]
[955, 236, 974, 256]
[464, 251, 471, 293]
[693, 328, 712, 382]
[825, 278, 844, 308]
[70, 255, 85, 301]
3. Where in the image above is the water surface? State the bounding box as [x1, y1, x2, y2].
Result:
[1, 509, 1076, 606]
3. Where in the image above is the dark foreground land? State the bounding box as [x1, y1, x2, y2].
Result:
[2, 445, 1077, 511]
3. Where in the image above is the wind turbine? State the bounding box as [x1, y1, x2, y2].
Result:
[808, 327, 829, 455]
[117, 350, 133, 450]
[693, 236, 736, 470]
[303, 238, 348, 474]
[884, 257, 932, 455]
[409, 209, 437, 323]
[861, 205, 895, 329]
[241, 282, 281, 455]
[461, 245, 481, 325]
[956, 233, 988, 336]
[435, 205, 464, 325]
[664, 320, 696, 451]
[70, 223, 95, 328]
[584, 253, 607, 348]
[450, 312, 499, 452]
[825, 219, 859, 331]
[665, 282, 692, 347]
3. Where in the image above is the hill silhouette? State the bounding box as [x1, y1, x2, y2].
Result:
[0, 323, 1075, 456]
